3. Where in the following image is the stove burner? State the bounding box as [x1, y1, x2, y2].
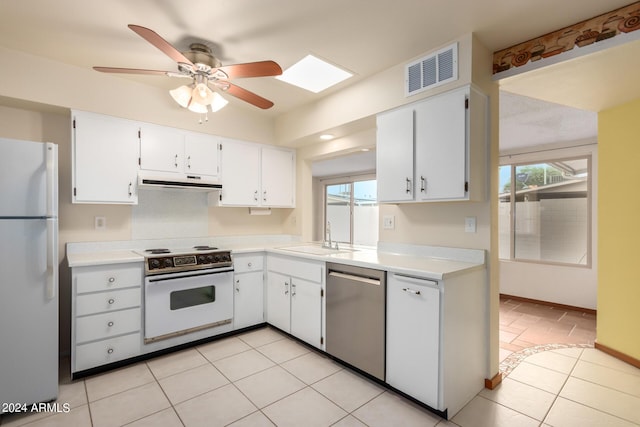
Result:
[146, 248, 171, 254]
[193, 246, 218, 251]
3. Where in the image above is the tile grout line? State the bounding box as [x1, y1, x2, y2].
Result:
[537, 347, 583, 426]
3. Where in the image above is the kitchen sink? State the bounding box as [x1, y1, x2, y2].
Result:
[277, 244, 359, 256]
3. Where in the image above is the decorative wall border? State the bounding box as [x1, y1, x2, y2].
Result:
[493, 2, 640, 76]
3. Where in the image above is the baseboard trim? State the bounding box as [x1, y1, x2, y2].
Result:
[594, 341, 640, 369]
[500, 293, 596, 316]
[484, 372, 503, 390]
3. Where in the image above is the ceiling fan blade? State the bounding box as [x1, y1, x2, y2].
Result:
[216, 61, 282, 79]
[224, 82, 274, 109]
[128, 24, 194, 67]
[93, 66, 171, 76]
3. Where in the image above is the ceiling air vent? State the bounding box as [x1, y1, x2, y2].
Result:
[405, 42, 458, 97]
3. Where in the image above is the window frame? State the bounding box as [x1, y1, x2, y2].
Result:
[321, 173, 377, 245]
[499, 155, 592, 268]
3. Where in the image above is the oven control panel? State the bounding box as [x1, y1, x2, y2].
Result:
[146, 251, 232, 275]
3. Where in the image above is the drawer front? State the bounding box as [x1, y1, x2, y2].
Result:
[75, 264, 143, 294]
[76, 288, 141, 316]
[76, 308, 141, 344]
[267, 256, 323, 283]
[74, 332, 140, 372]
[234, 254, 264, 274]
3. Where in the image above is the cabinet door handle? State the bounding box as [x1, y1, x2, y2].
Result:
[107, 347, 114, 354]
[108, 298, 115, 305]
[248, 262, 252, 268]
[187, 155, 191, 169]
[420, 176, 426, 193]
[128, 182, 133, 197]
[402, 287, 421, 295]
[236, 279, 240, 292]
[108, 277, 116, 284]
[263, 190, 267, 202]
[291, 283, 296, 297]
[254, 190, 258, 201]
[284, 281, 289, 295]
[406, 177, 412, 194]
[107, 321, 114, 327]
[174, 154, 178, 168]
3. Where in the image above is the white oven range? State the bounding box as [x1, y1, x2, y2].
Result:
[142, 246, 233, 344]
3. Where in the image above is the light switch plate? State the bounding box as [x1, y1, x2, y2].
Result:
[94, 216, 106, 230]
[383, 215, 395, 230]
[465, 216, 476, 233]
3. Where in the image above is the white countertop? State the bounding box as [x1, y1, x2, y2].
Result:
[66, 239, 485, 280]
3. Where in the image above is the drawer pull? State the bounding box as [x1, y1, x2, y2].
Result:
[108, 277, 115, 284]
[108, 298, 115, 305]
[248, 262, 252, 268]
[107, 347, 114, 354]
[402, 287, 421, 295]
[107, 321, 114, 327]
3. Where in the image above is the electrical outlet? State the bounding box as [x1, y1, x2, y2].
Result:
[383, 215, 395, 230]
[94, 216, 106, 230]
[465, 216, 476, 233]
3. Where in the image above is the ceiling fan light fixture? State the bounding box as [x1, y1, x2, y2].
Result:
[191, 82, 214, 105]
[169, 85, 193, 108]
[187, 101, 208, 114]
[210, 92, 229, 112]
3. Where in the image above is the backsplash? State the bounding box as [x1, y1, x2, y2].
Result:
[132, 189, 208, 240]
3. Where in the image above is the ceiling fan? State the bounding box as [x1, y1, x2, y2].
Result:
[94, 24, 282, 113]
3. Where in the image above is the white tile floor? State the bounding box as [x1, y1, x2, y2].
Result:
[1, 326, 639, 426]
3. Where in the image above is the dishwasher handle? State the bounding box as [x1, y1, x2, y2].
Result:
[392, 273, 438, 288]
[328, 271, 381, 286]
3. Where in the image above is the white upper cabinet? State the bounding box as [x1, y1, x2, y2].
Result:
[261, 147, 295, 207]
[376, 85, 487, 203]
[415, 87, 467, 201]
[139, 123, 184, 174]
[376, 108, 415, 202]
[218, 139, 261, 206]
[72, 110, 140, 204]
[218, 139, 295, 208]
[184, 131, 220, 177]
[139, 124, 219, 178]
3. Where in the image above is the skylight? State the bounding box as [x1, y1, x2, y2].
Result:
[276, 54, 352, 93]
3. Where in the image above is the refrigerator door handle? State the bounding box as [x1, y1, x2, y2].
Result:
[46, 219, 58, 300]
[45, 143, 58, 217]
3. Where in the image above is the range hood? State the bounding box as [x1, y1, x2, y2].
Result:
[138, 171, 222, 192]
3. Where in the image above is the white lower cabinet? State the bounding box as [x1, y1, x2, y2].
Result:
[386, 273, 440, 408]
[266, 255, 324, 349]
[386, 267, 487, 418]
[75, 333, 141, 372]
[233, 253, 265, 330]
[71, 263, 143, 374]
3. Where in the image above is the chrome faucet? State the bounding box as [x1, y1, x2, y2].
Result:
[323, 222, 339, 250]
[323, 221, 332, 248]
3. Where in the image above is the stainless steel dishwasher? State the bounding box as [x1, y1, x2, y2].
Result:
[326, 262, 386, 381]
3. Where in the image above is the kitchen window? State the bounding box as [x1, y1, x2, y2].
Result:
[499, 156, 591, 266]
[324, 177, 378, 246]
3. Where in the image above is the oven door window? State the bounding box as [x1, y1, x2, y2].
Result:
[170, 285, 216, 310]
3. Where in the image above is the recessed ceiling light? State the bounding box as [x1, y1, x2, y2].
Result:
[320, 134, 334, 140]
[277, 54, 353, 93]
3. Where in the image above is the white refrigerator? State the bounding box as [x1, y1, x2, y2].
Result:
[0, 138, 58, 411]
